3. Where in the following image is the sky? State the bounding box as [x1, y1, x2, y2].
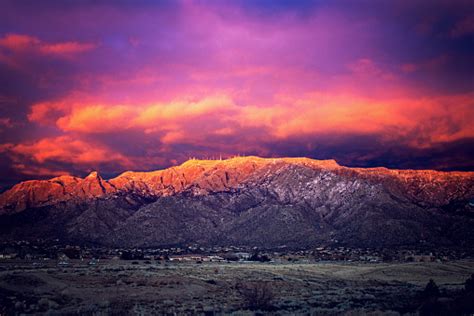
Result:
[0, 0, 473, 188]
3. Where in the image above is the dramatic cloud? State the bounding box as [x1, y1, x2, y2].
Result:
[1, 136, 133, 179]
[23, 92, 474, 148]
[11, 136, 129, 165]
[0, 0, 473, 186]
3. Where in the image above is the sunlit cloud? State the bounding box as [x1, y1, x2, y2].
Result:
[10, 136, 131, 165]
[0, 0, 472, 183]
[1, 136, 133, 177]
[24, 91, 474, 150]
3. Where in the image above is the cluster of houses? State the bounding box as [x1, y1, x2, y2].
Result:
[168, 255, 225, 262]
[0, 240, 470, 264]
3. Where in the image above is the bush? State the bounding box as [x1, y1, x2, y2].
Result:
[249, 253, 271, 262]
[418, 299, 451, 316]
[465, 274, 474, 293]
[454, 292, 474, 315]
[236, 281, 274, 310]
[120, 251, 144, 260]
[62, 248, 81, 259]
[422, 279, 440, 300]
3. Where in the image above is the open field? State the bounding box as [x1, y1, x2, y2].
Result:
[1, 260, 473, 315]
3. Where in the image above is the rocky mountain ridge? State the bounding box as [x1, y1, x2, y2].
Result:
[0, 158, 332, 213]
[2, 156, 472, 214]
[0, 156, 473, 248]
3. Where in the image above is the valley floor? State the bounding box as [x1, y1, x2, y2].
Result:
[0, 260, 473, 315]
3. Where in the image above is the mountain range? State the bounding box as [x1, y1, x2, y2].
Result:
[1, 156, 473, 249]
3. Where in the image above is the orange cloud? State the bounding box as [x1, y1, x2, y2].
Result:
[57, 105, 135, 133]
[133, 95, 235, 126]
[265, 94, 410, 138]
[0, 33, 96, 57]
[8, 136, 132, 168]
[26, 92, 474, 150]
[28, 100, 70, 125]
[160, 131, 187, 144]
[261, 93, 474, 148]
[33, 95, 237, 142]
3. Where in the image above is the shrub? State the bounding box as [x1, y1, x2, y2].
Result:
[422, 279, 440, 299]
[249, 253, 271, 262]
[418, 299, 450, 316]
[236, 281, 274, 310]
[465, 274, 474, 293]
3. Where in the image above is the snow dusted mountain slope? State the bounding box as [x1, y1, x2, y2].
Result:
[0, 156, 473, 248]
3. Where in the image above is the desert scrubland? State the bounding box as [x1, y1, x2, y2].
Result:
[1, 260, 473, 315]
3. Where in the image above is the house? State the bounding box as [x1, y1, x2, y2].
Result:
[235, 252, 251, 260]
[405, 254, 435, 262]
[359, 255, 381, 262]
[207, 255, 225, 262]
[169, 255, 205, 262]
[0, 247, 18, 259]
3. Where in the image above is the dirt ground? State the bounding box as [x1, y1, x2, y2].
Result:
[0, 260, 473, 315]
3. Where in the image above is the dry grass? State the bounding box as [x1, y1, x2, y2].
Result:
[0, 260, 473, 314]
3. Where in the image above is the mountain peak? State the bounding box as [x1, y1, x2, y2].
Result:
[85, 171, 100, 179]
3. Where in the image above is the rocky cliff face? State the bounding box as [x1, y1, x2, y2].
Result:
[0, 156, 473, 248]
[0, 172, 116, 215]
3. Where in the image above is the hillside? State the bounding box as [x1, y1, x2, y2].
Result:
[0, 156, 473, 248]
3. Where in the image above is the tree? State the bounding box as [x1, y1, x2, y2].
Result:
[63, 247, 81, 259]
[422, 279, 440, 299]
[249, 252, 271, 262]
[465, 274, 474, 293]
